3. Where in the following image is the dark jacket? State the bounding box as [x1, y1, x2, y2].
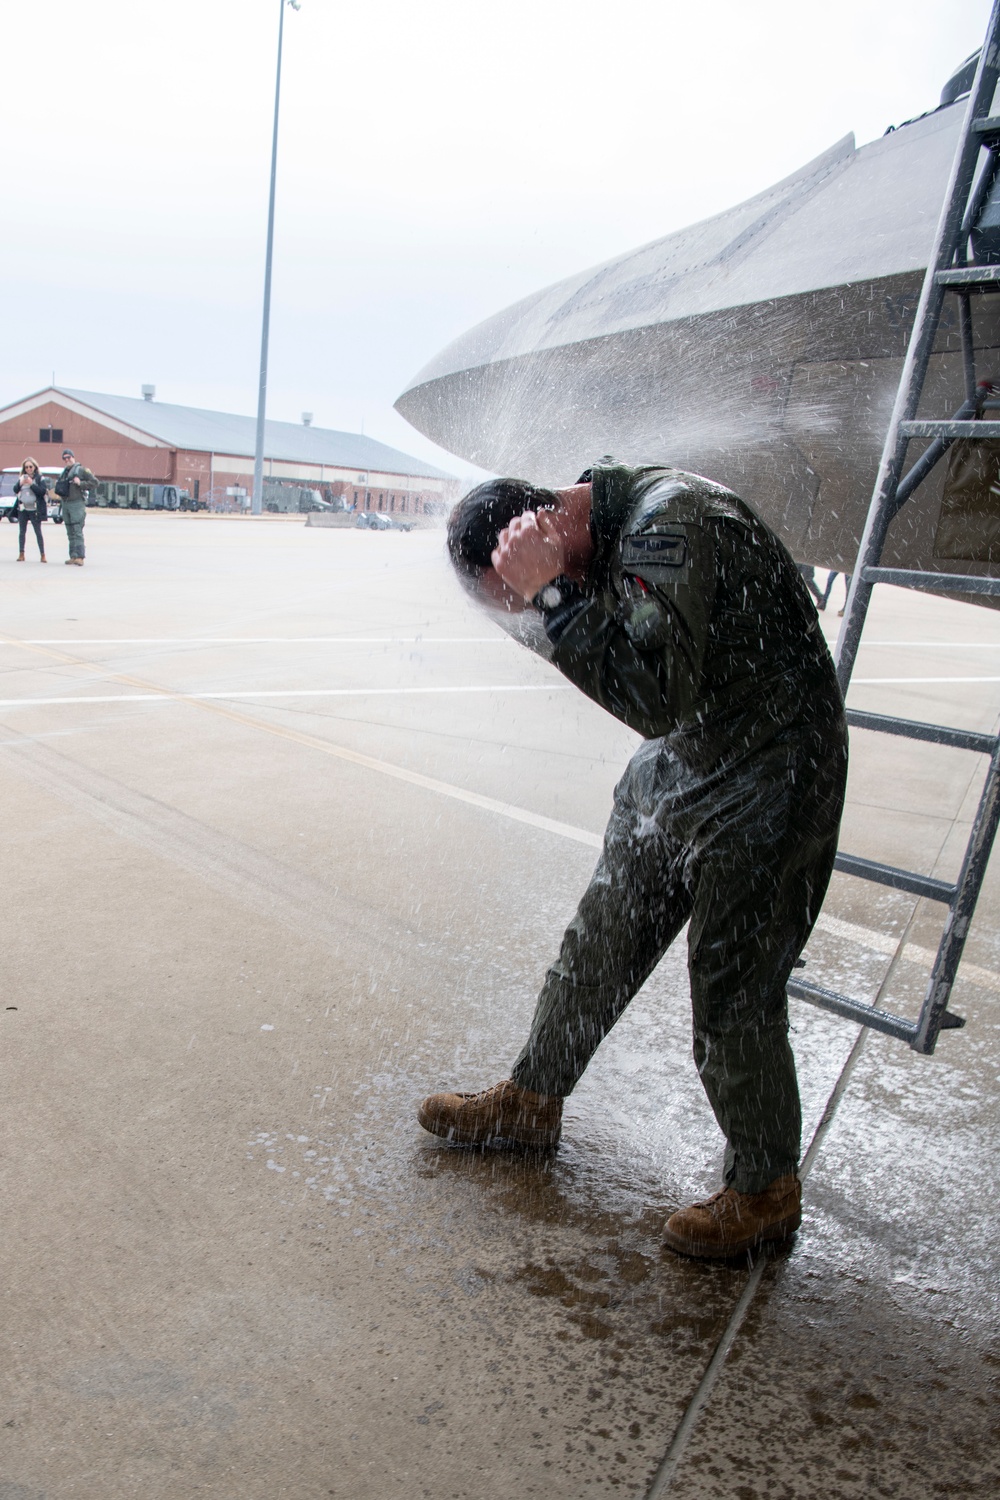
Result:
[13, 475, 49, 521]
[58, 462, 98, 500]
[538, 464, 846, 773]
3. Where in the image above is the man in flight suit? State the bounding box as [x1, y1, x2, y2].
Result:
[418, 464, 848, 1259]
[57, 449, 98, 566]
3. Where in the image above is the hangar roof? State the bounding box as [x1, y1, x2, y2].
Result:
[46, 387, 452, 480]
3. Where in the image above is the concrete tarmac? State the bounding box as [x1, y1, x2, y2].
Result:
[1, 516, 997, 1498]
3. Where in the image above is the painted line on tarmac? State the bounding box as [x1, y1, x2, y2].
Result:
[647, 873, 948, 1496]
[0, 633, 597, 849]
[647, 881, 938, 1496]
[814, 912, 1000, 994]
[13, 638, 999, 650]
[14, 683, 994, 980]
[0, 684, 569, 708]
[0, 727, 456, 977]
[852, 675, 1000, 683]
[15, 636, 510, 645]
[0, 633, 602, 852]
[862, 640, 1000, 648]
[4, 632, 999, 985]
[644, 1024, 872, 1499]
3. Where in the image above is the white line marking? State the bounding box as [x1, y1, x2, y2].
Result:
[645, 1027, 870, 1500]
[814, 913, 1000, 993]
[9, 637, 999, 649]
[307, 759, 603, 848]
[852, 676, 1000, 684]
[861, 641, 1000, 648]
[6, 637, 998, 993]
[14, 636, 509, 646]
[0, 684, 569, 709]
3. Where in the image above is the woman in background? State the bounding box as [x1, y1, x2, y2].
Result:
[14, 458, 47, 562]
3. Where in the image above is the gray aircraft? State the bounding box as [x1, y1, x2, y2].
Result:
[396, 55, 999, 578]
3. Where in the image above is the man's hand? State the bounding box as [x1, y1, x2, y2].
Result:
[491, 509, 565, 601]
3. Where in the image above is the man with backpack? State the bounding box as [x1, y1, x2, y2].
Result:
[56, 449, 98, 566]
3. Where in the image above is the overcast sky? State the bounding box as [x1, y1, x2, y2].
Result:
[2, 0, 991, 478]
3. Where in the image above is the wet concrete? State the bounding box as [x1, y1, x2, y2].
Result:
[0, 515, 997, 1497]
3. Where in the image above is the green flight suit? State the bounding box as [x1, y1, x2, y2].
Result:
[59, 463, 97, 560]
[509, 465, 848, 1194]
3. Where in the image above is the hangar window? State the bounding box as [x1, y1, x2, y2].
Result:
[38, 427, 63, 444]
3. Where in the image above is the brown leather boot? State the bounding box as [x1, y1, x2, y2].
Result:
[663, 1173, 802, 1260]
[17, 552, 24, 561]
[417, 1078, 562, 1148]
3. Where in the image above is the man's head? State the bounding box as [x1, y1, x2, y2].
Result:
[447, 476, 593, 610]
[62, 449, 74, 464]
[447, 478, 559, 580]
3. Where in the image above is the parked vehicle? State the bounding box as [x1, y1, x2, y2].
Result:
[154, 484, 180, 511]
[1, 466, 64, 522]
[263, 482, 335, 514]
[91, 481, 189, 510]
[298, 489, 334, 513]
[354, 510, 413, 532]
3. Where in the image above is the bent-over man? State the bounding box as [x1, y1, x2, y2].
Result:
[418, 463, 848, 1260]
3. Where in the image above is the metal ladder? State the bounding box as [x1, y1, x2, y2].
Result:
[788, 6, 1000, 1055]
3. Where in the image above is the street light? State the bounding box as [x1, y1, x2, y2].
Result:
[252, 0, 300, 517]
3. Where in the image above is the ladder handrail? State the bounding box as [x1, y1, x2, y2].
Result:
[835, 9, 1000, 693]
[791, 5, 1000, 1055]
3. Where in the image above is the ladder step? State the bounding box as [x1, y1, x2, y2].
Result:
[861, 567, 1000, 597]
[788, 978, 965, 1038]
[845, 708, 998, 754]
[973, 114, 1000, 139]
[834, 852, 956, 903]
[899, 419, 1000, 438]
[787, 977, 918, 1042]
[936, 265, 1000, 289]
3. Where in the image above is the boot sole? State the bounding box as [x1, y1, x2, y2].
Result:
[662, 1213, 801, 1261]
[416, 1103, 561, 1150]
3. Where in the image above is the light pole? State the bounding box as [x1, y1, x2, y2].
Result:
[252, 0, 300, 517]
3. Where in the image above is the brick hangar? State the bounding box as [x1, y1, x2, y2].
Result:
[0, 386, 455, 515]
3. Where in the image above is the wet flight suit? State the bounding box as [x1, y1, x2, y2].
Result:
[509, 464, 848, 1194]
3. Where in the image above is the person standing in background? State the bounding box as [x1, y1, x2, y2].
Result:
[797, 564, 841, 612]
[14, 458, 48, 562]
[56, 448, 97, 566]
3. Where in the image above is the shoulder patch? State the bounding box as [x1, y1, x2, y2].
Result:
[621, 533, 688, 569]
[623, 597, 673, 649]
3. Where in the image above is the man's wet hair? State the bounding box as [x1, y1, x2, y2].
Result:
[447, 477, 561, 578]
